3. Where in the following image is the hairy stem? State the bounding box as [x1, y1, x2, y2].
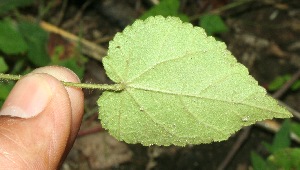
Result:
[63, 81, 124, 91]
[0, 73, 124, 91]
[0, 73, 21, 81]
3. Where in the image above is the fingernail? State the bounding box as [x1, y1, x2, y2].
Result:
[0, 74, 53, 118]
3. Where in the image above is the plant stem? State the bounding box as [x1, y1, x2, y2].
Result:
[0, 73, 21, 81]
[63, 81, 124, 91]
[0, 73, 124, 91]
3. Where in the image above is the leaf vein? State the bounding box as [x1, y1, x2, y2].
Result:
[125, 90, 179, 138]
[178, 96, 226, 136]
[128, 86, 283, 115]
[196, 72, 236, 95]
[105, 62, 124, 83]
[127, 50, 205, 83]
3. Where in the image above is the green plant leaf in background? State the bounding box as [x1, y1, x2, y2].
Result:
[50, 46, 87, 79]
[0, 19, 28, 54]
[18, 21, 50, 66]
[262, 119, 291, 153]
[200, 14, 229, 35]
[291, 81, 300, 91]
[268, 74, 291, 91]
[267, 148, 300, 169]
[0, 0, 34, 15]
[291, 122, 300, 138]
[269, 119, 291, 152]
[0, 56, 8, 73]
[0, 82, 14, 108]
[140, 0, 189, 22]
[251, 152, 271, 170]
[269, 74, 300, 91]
[252, 120, 300, 169]
[97, 16, 291, 146]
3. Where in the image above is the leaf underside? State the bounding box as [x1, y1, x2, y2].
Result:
[98, 16, 291, 146]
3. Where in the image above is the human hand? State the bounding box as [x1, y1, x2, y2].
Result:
[0, 66, 84, 169]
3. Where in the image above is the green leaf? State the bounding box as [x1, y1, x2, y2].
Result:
[0, 82, 14, 108]
[271, 119, 291, 152]
[18, 21, 50, 66]
[200, 14, 229, 35]
[0, 56, 8, 73]
[291, 80, 300, 91]
[267, 148, 300, 169]
[268, 74, 300, 91]
[0, 82, 14, 106]
[0, 0, 34, 15]
[50, 46, 87, 79]
[291, 122, 300, 138]
[268, 74, 291, 91]
[0, 19, 28, 54]
[98, 16, 291, 146]
[263, 119, 291, 153]
[251, 152, 271, 170]
[140, 0, 189, 22]
[262, 141, 273, 153]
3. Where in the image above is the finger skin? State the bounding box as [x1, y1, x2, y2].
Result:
[0, 66, 84, 169]
[32, 66, 84, 148]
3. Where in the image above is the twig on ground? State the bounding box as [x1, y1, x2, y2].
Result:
[77, 125, 104, 137]
[278, 100, 300, 120]
[61, 0, 93, 28]
[217, 127, 251, 170]
[272, 69, 300, 99]
[94, 36, 114, 44]
[53, 0, 68, 26]
[39, 20, 106, 61]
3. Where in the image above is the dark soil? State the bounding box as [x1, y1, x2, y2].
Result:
[16, 0, 300, 169]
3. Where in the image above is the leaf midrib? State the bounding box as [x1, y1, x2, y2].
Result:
[126, 85, 285, 116]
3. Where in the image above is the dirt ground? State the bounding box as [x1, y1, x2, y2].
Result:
[21, 0, 300, 169]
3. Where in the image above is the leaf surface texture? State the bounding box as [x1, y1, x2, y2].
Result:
[98, 16, 291, 146]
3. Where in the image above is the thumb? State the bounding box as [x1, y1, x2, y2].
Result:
[0, 66, 84, 169]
